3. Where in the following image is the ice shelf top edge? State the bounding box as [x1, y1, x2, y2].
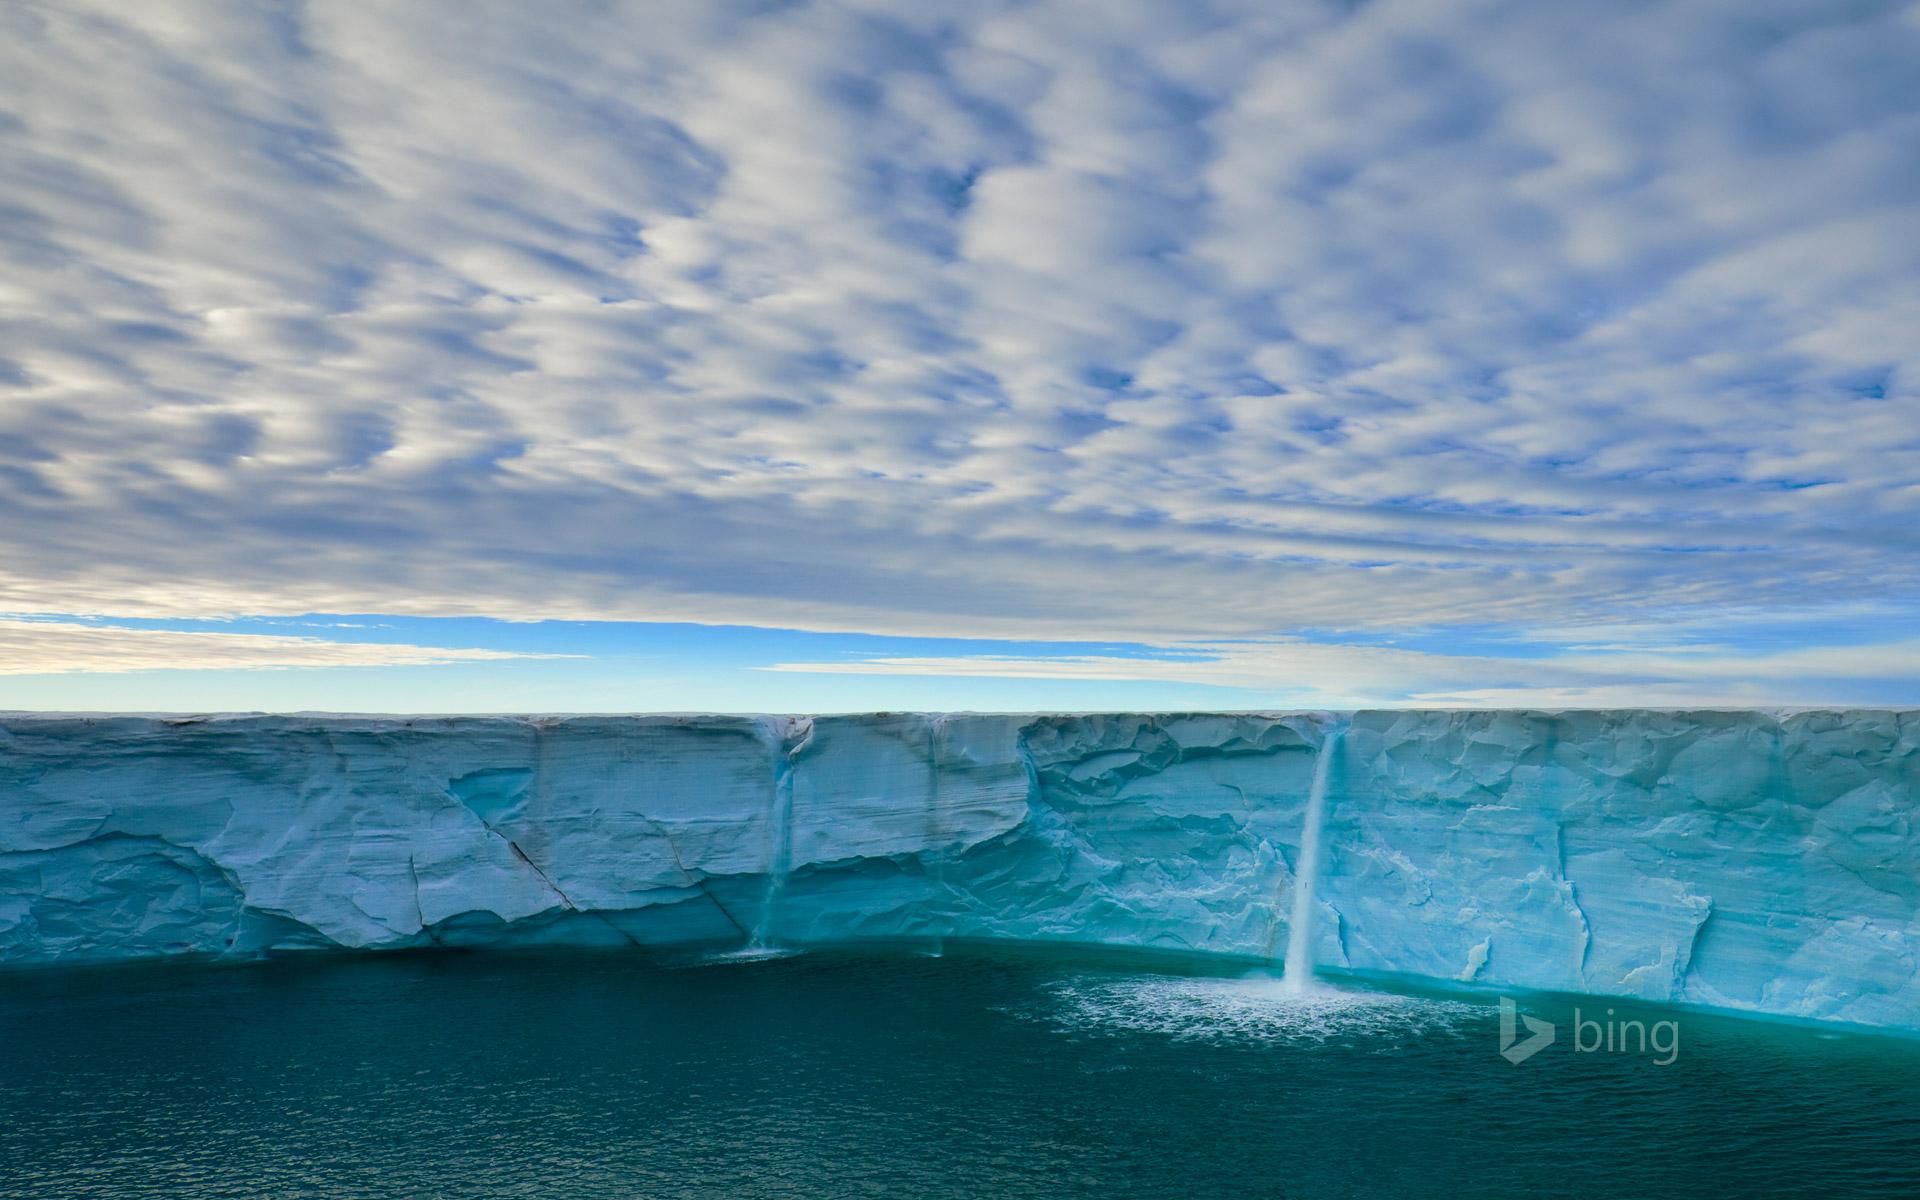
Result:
[4, 707, 1914, 722]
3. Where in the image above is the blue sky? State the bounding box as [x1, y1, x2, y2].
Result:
[1, 1, 1917, 711]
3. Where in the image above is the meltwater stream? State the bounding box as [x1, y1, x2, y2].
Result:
[6, 947, 1919, 1200]
[1281, 718, 1346, 993]
[747, 716, 807, 952]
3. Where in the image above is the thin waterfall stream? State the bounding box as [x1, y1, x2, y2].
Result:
[748, 717, 807, 952]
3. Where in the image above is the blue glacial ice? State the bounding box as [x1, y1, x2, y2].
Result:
[1, 710, 1915, 1030]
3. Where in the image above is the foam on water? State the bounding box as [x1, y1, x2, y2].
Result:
[1030, 972, 1482, 1046]
[686, 945, 805, 967]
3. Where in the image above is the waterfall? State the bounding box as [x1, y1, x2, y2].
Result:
[749, 717, 806, 951]
[1282, 717, 1347, 993]
[925, 716, 947, 958]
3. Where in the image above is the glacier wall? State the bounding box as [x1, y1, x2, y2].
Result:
[1, 711, 1915, 1029]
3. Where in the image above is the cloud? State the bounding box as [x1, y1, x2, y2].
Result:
[0, 619, 568, 676]
[0, 0, 1914, 668]
[765, 634, 1920, 709]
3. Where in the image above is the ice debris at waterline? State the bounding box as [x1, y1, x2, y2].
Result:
[1, 711, 1916, 1030]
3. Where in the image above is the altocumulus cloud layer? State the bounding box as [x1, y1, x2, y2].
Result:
[2, 1, 1917, 699]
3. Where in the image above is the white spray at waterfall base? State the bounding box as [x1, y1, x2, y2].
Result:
[1028, 973, 1480, 1045]
[1282, 718, 1348, 994]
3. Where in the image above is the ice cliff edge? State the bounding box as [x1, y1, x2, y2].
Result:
[2, 711, 1915, 1029]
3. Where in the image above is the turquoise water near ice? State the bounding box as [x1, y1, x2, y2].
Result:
[4, 947, 1918, 1198]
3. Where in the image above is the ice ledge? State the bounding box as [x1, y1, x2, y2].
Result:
[2, 710, 1915, 1031]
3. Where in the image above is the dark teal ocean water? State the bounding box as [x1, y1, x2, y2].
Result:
[4, 947, 1917, 1199]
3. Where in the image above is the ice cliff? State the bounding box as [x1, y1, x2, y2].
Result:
[2, 711, 1916, 1030]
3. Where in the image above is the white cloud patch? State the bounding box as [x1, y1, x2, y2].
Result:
[0, 1, 1915, 676]
[0, 620, 566, 676]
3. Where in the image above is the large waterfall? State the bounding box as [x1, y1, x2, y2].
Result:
[1281, 718, 1346, 993]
